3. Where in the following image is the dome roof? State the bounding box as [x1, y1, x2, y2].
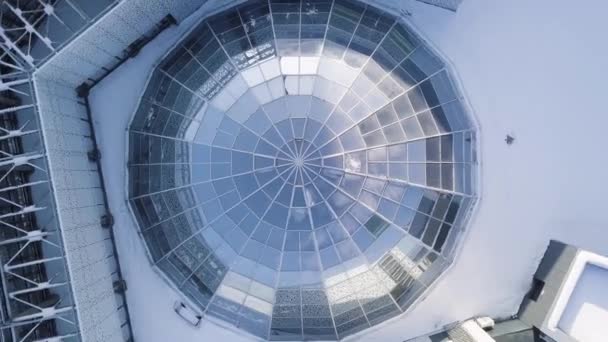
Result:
[127, 0, 478, 339]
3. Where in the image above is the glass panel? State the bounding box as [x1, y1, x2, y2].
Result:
[125, 1, 478, 340]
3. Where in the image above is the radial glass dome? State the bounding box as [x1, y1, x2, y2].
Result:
[127, 0, 478, 340]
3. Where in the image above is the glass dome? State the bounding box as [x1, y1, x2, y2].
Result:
[127, 0, 478, 340]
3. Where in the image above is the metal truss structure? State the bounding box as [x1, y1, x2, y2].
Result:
[0, 1, 117, 341]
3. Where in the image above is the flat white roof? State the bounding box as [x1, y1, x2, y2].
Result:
[558, 264, 608, 342]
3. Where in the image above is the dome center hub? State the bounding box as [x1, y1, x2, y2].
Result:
[294, 157, 304, 167]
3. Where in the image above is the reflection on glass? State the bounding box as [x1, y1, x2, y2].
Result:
[127, 0, 477, 340]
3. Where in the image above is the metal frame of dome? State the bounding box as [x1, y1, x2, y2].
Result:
[127, 0, 479, 340]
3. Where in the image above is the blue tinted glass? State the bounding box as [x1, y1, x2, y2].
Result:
[127, 1, 478, 340]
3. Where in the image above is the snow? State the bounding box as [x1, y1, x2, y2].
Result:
[88, 0, 608, 341]
[558, 264, 608, 342]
